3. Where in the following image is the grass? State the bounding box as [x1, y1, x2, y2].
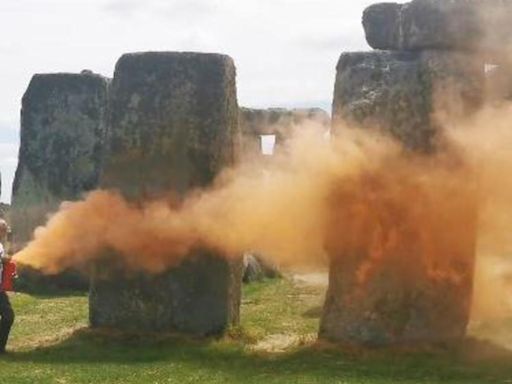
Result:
[1, 277, 512, 383]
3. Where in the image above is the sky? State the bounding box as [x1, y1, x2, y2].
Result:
[0, 0, 375, 203]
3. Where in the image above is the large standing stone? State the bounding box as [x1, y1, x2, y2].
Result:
[363, 0, 512, 61]
[239, 107, 329, 158]
[321, 50, 482, 345]
[320, 187, 478, 346]
[11, 72, 109, 244]
[90, 52, 242, 335]
[332, 51, 484, 151]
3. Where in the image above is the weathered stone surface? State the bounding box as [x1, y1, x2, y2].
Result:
[11, 72, 109, 244]
[90, 52, 242, 335]
[242, 253, 281, 283]
[91, 252, 243, 334]
[320, 178, 478, 345]
[243, 254, 264, 283]
[320, 203, 477, 346]
[322, 50, 481, 345]
[239, 107, 329, 158]
[363, 3, 404, 51]
[363, 0, 512, 59]
[332, 50, 484, 151]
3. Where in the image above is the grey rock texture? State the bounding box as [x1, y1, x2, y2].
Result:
[91, 252, 243, 334]
[363, 0, 512, 60]
[332, 50, 484, 151]
[363, 3, 404, 51]
[320, 238, 476, 345]
[11, 72, 109, 244]
[239, 108, 329, 158]
[242, 254, 264, 283]
[90, 52, 243, 335]
[242, 253, 281, 283]
[100, 52, 240, 198]
[322, 50, 481, 345]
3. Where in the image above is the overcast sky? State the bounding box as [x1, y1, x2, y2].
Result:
[0, 0, 375, 203]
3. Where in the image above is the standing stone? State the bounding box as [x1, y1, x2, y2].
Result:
[90, 52, 242, 335]
[320, 180, 478, 345]
[362, 0, 512, 61]
[321, 50, 482, 345]
[239, 108, 329, 158]
[242, 254, 265, 283]
[332, 51, 484, 151]
[11, 72, 109, 244]
[242, 253, 281, 283]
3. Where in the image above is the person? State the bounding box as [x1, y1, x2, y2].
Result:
[0, 219, 15, 354]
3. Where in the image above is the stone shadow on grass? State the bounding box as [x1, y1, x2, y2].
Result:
[5, 330, 512, 383]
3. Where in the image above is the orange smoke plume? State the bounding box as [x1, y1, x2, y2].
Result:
[15, 126, 363, 273]
[13, 105, 512, 323]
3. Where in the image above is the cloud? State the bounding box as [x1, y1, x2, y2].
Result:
[102, 0, 143, 16]
[0, 143, 19, 203]
[160, 0, 219, 17]
[0, 143, 19, 165]
[0, 165, 16, 203]
[295, 31, 368, 53]
[103, 0, 219, 20]
[0, 121, 19, 144]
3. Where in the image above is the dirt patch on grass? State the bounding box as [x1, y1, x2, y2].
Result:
[251, 333, 316, 353]
[292, 273, 328, 287]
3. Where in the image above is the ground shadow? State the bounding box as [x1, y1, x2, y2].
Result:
[4, 329, 512, 383]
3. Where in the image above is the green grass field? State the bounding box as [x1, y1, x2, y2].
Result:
[1, 277, 512, 383]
